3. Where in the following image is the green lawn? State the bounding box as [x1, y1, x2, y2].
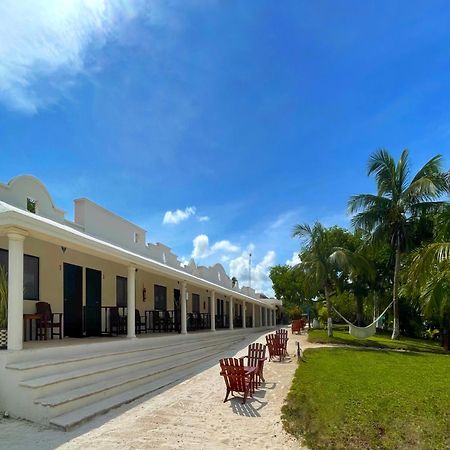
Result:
[282, 348, 450, 450]
[308, 328, 446, 354]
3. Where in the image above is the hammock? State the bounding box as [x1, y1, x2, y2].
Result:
[332, 301, 394, 339]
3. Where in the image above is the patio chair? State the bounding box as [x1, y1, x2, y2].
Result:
[135, 309, 147, 334]
[299, 318, 306, 331]
[276, 329, 289, 357]
[291, 319, 301, 334]
[219, 358, 255, 404]
[266, 333, 285, 361]
[239, 343, 267, 387]
[109, 306, 127, 335]
[36, 301, 63, 340]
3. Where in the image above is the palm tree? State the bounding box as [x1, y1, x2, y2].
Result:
[408, 205, 450, 335]
[292, 223, 372, 336]
[348, 149, 447, 339]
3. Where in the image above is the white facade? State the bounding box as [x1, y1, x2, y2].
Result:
[0, 175, 281, 350]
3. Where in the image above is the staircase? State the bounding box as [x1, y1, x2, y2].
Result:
[1, 330, 257, 430]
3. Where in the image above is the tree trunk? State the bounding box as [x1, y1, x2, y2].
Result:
[391, 247, 401, 340]
[325, 285, 333, 337]
[356, 296, 363, 326]
[373, 292, 379, 327]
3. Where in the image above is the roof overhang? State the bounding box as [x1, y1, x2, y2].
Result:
[0, 202, 276, 308]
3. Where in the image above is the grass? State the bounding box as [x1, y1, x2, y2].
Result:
[282, 348, 450, 450]
[308, 328, 447, 354]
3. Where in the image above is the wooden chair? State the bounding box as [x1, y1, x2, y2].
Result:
[219, 358, 255, 404]
[239, 343, 267, 387]
[299, 318, 306, 331]
[266, 333, 284, 361]
[292, 319, 301, 334]
[135, 309, 146, 334]
[36, 302, 63, 340]
[109, 307, 126, 335]
[276, 329, 289, 357]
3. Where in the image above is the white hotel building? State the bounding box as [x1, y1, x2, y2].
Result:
[0, 175, 280, 429]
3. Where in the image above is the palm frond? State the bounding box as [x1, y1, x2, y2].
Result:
[348, 194, 391, 214]
[410, 154, 444, 185]
[367, 149, 397, 197]
[396, 149, 410, 195]
[351, 209, 385, 233]
[409, 242, 450, 284]
[292, 223, 312, 239]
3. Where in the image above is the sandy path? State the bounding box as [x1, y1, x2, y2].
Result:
[1, 330, 320, 450]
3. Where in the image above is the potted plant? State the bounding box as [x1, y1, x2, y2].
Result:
[0, 266, 7, 349]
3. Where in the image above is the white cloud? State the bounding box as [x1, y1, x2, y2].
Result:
[286, 251, 301, 267]
[211, 240, 240, 253]
[163, 206, 196, 225]
[191, 234, 240, 259]
[0, 0, 142, 113]
[192, 234, 210, 259]
[198, 215, 210, 222]
[229, 248, 276, 295]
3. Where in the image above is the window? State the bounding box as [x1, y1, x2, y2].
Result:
[27, 197, 37, 214]
[24, 255, 39, 300]
[116, 276, 127, 307]
[192, 293, 200, 313]
[0, 249, 39, 300]
[133, 232, 139, 244]
[154, 285, 167, 310]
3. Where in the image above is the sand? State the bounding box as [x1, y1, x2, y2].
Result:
[0, 331, 320, 450]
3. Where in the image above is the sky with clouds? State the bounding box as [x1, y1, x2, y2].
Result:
[0, 0, 449, 295]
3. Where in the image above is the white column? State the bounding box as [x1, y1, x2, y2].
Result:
[242, 301, 246, 329]
[273, 309, 276, 326]
[210, 291, 216, 331]
[259, 306, 263, 327]
[252, 304, 255, 328]
[229, 296, 234, 330]
[7, 230, 27, 351]
[181, 281, 187, 334]
[127, 266, 136, 338]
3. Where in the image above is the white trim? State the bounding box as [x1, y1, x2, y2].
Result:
[0, 201, 277, 308]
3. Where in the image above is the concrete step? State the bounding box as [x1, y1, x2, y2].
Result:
[49, 364, 204, 430]
[20, 335, 242, 389]
[35, 344, 229, 408]
[7, 332, 248, 371]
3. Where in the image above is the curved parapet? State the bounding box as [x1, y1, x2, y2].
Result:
[0, 175, 65, 222]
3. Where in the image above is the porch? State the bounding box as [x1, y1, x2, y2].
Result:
[0, 229, 277, 351]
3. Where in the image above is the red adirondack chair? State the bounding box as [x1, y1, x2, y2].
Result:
[276, 329, 289, 357]
[239, 343, 267, 387]
[266, 333, 285, 361]
[219, 358, 256, 404]
[299, 318, 306, 331]
[292, 319, 301, 334]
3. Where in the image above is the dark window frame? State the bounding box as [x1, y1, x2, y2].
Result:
[154, 284, 167, 311]
[116, 275, 128, 307]
[0, 248, 40, 301]
[192, 293, 200, 313]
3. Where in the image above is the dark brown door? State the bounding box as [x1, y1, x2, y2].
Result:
[63, 263, 83, 338]
[85, 268, 102, 336]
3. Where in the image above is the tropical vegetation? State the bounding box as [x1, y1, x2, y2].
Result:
[271, 149, 449, 343]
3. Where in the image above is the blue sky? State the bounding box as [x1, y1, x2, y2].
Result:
[0, 1, 449, 294]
